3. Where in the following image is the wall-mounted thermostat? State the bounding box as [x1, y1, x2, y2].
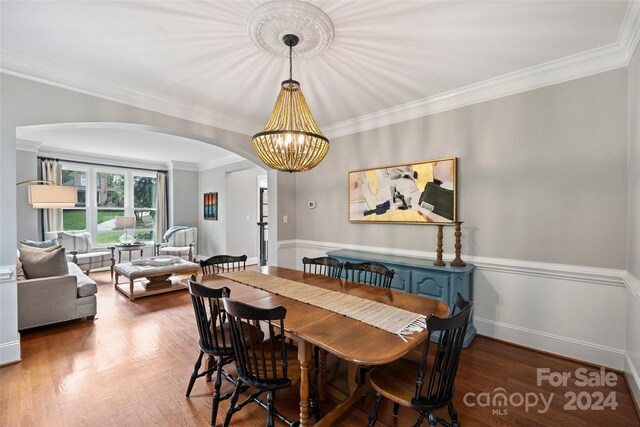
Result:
[308, 201, 316, 209]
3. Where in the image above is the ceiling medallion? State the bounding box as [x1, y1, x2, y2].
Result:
[247, 0, 335, 58]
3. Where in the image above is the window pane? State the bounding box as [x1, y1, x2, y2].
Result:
[63, 209, 86, 231]
[62, 169, 87, 207]
[97, 209, 125, 244]
[134, 176, 157, 209]
[96, 172, 124, 208]
[134, 209, 156, 242]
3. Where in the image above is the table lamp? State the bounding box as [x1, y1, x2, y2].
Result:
[115, 216, 136, 244]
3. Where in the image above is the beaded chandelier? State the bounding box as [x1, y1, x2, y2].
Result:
[252, 34, 329, 172]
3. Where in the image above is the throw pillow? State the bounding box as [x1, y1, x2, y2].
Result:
[19, 238, 59, 249]
[56, 231, 93, 253]
[16, 250, 26, 281]
[20, 246, 69, 279]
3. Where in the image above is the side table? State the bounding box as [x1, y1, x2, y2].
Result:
[115, 243, 146, 263]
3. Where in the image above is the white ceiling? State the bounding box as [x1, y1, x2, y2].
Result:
[1, 1, 638, 140]
[18, 126, 245, 171]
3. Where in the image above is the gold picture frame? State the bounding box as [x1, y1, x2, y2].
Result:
[348, 157, 457, 224]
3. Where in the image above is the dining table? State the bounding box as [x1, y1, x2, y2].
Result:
[186, 265, 449, 427]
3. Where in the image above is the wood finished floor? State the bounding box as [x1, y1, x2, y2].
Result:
[1, 270, 638, 427]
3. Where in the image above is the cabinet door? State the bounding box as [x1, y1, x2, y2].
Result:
[412, 271, 450, 303]
[390, 268, 410, 292]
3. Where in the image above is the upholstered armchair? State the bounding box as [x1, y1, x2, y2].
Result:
[45, 231, 115, 278]
[155, 227, 197, 262]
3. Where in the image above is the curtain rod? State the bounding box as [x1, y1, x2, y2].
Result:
[38, 156, 168, 174]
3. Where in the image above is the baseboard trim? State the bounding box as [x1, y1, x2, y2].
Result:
[625, 352, 640, 415]
[279, 239, 626, 287]
[0, 340, 21, 365]
[475, 317, 626, 370]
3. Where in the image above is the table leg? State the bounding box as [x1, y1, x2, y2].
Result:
[347, 362, 358, 397]
[318, 349, 327, 401]
[140, 249, 144, 258]
[297, 339, 312, 427]
[118, 251, 122, 263]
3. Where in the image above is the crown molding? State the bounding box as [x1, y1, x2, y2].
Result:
[198, 154, 247, 172]
[0, 49, 256, 137]
[15, 139, 42, 152]
[38, 146, 169, 171]
[170, 160, 199, 172]
[323, 1, 640, 139]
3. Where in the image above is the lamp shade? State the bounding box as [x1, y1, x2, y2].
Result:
[28, 185, 77, 208]
[115, 216, 135, 229]
[252, 80, 329, 172]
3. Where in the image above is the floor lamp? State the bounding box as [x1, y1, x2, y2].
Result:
[17, 180, 78, 208]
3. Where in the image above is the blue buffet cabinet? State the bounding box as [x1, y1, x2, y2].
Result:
[326, 249, 476, 347]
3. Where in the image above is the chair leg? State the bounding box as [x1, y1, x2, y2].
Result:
[448, 402, 459, 427]
[222, 379, 243, 427]
[206, 355, 214, 382]
[367, 392, 383, 427]
[393, 403, 399, 417]
[413, 413, 426, 427]
[427, 412, 437, 427]
[211, 357, 224, 426]
[266, 390, 275, 427]
[186, 351, 204, 397]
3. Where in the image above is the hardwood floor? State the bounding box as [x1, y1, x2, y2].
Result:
[2, 270, 638, 426]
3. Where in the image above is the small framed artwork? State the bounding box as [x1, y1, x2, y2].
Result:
[204, 192, 218, 220]
[348, 157, 457, 224]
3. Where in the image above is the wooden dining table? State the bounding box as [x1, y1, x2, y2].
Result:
[186, 266, 449, 427]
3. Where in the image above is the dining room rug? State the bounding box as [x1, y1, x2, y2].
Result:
[221, 271, 427, 339]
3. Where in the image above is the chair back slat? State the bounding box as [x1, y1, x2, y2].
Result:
[302, 256, 343, 278]
[200, 254, 248, 275]
[188, 276, 232, 355]
[412, 303, 473, 410]
[222, 298, 291, 389]
[344, 261, 394, 289]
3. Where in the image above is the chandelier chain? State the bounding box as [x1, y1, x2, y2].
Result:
[289, 44, 293, 80]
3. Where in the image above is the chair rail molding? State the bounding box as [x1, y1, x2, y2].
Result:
[278, 239, 630, 370]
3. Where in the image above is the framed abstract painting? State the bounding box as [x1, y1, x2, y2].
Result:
[204, 192, 218, 220]
[348, 157, 457, 224]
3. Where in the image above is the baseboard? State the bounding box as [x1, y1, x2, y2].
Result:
[246, 257, 259, 266]
[474, 317, 626, 370]
[0, 340, 21, 366]
[626, 352, 640, 413]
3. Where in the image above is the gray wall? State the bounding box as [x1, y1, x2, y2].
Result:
[277, 172, 297, 241]
[295, 69, 628, 269]
[171, 169, 199, 228]
[197, 160, 264, 258]
[16, 149, 38, 242]
[226, 168, 260, 258]
[628, 43, 640, 279]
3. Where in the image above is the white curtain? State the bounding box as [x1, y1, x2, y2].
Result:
[155, 172, 168, 244]
[41, 159, 63, 232]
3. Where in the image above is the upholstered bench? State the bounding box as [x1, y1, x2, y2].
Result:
[114, 256, 199, 301]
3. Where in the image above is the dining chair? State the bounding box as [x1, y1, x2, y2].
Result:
[200, 255, 247, 275]
[344, 261, 394, 289]
[221, 298, 320, 427]
[367, 303, 474, 427]
[302, 256, 343, 278]
[186, 276, 262, 425]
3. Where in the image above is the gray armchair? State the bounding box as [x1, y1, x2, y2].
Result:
[46, 231, 115, 277]
[155, 227, 197, 262]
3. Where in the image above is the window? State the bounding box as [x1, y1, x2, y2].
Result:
[62, 169, 87, 232]
[133, 176, 157, 243]
[60, 164, 157, 246]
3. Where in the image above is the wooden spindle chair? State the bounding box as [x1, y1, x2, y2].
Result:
[344, 261, 394, 289]
[302, 256, 344, 278]
[367, 303, 474, 427]
[186, 276, 262, 425]
[221, 298, 320, 427]
[200, 255, 247, 275]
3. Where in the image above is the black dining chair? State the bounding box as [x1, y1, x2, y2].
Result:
[200, 255, 248, 275]
[367, 303, 474, 427]
[344, 261, 394, 289]
[302, 256, 343, 278]
[221, 298, 320, 427]
[186, 276, 262, 425]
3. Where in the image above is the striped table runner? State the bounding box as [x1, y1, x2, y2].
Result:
[221, 271, 427, 339]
